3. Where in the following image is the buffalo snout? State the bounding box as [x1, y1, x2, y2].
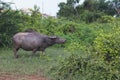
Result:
[56, 38, 66, 44]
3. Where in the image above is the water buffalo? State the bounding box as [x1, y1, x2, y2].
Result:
[12, 31, 66, 58]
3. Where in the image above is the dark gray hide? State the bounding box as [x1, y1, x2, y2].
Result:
[12, 32, 66, 58]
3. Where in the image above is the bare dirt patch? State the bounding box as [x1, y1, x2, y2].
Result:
[0, 73, 49, 80]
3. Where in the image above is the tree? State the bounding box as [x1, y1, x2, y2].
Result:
[57, 0, 80, 20]
[110, 0, 120, 16]
[57, 0, 117, 23]
[0, 0, 13, 12]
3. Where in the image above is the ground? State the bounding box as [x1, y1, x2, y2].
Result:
[0, 73, 48, 80]
[0, 48, 68, 80]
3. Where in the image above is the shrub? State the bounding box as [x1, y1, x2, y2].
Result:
[0, 10, 20, 47]
[94, 26, 120, 62]
[52, 53, 120, 80]
[98, 15, 115, 23]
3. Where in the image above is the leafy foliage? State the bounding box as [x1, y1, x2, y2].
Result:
[94, 23, 120, 61]
[53, 53, 120, 80]
[0, 10, 21, 47]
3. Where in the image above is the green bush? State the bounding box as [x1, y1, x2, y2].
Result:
[98, 15, 115, 23]
[94, 26, 120, 62]
[0, 10, 21, 47]
[52, 53, 120, 80]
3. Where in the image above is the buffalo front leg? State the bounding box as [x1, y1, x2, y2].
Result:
[39, 49, 45, 57]
[41, 50, 45, 55]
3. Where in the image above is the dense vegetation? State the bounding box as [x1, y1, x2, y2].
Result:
[0, 0, 120, 80]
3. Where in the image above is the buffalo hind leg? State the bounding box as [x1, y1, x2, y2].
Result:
[13, 47, 19, 58]
[32, 49, 37, 56]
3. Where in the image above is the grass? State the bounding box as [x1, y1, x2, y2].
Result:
[0, 47, 70, 79]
